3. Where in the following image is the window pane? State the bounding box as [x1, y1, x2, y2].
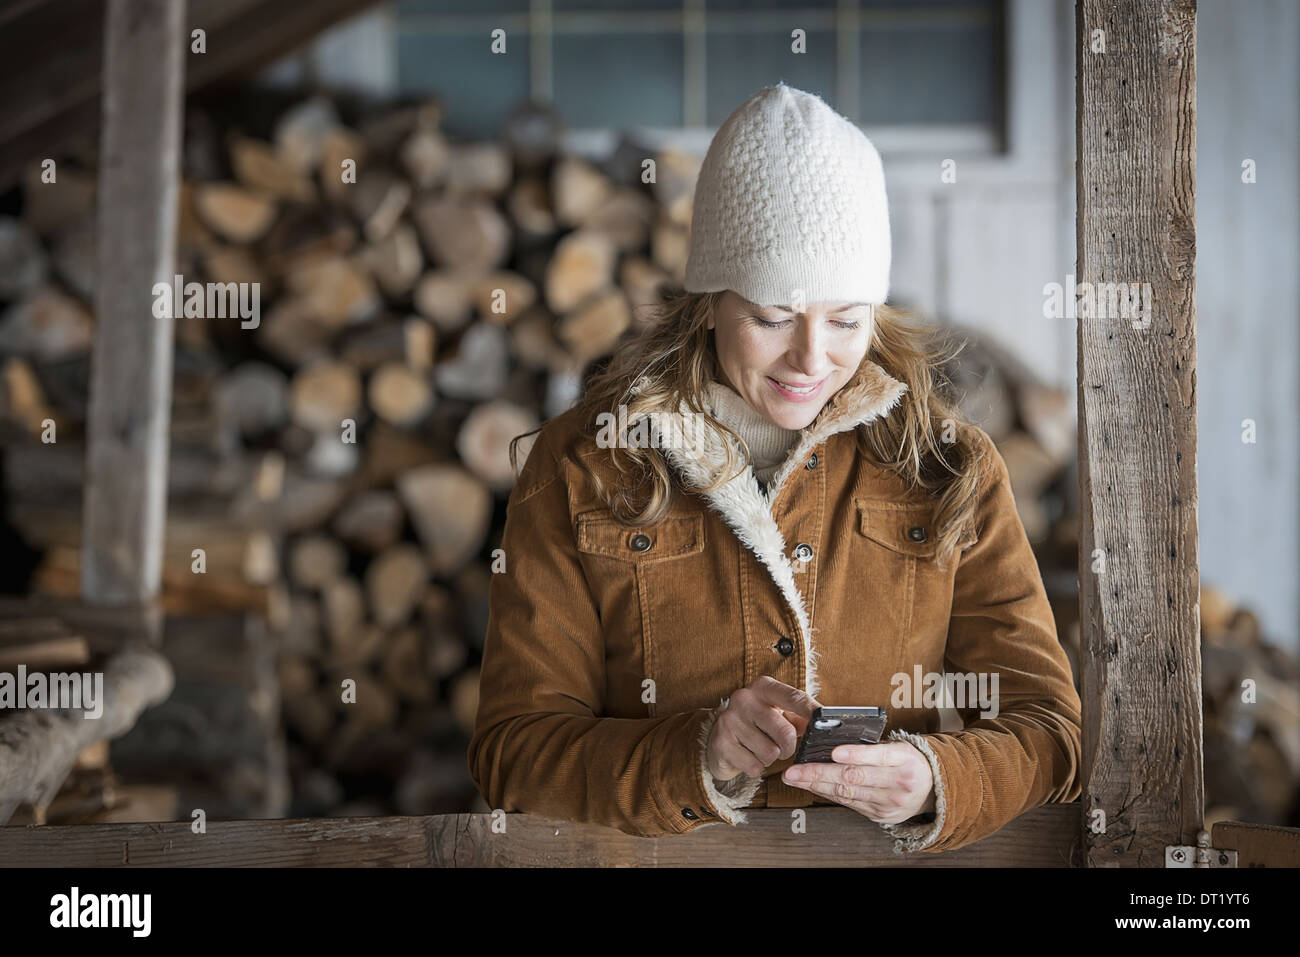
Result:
[859, 21, 999, 125]
[553, 33, 684, 127]
[706, 30, 836, 126]
[396, 33, 530, 138]
[555, 0, 683, 9]
[397, 0, 528, 13]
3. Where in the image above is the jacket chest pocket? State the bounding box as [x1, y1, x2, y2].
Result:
[575, 510, 716, 714]
[851, 499, 954, 680]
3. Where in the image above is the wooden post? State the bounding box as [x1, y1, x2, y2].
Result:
[81, 0, 186, 623]
[1075, 0, 1201, 866]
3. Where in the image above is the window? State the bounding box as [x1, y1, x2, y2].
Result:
[396, 0, 1005, 152]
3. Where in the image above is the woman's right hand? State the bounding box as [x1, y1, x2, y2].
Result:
[706, 676, 822, 781]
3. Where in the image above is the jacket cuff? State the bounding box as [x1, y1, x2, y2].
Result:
[877, 729, 949, 853]
[696, 698, 762, 824]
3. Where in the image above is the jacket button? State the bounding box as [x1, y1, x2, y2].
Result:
[908, 526, 928, 543]
[630, 533, 652, 551]
[793, 543, 813, 562]
[701, 807, 715, 817]
[681, 808, 699, 820]
[806, 453, 819, 470]
[777, 637, 795, 656]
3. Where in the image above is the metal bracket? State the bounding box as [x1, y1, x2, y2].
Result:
[1165, 830, 1238, 868]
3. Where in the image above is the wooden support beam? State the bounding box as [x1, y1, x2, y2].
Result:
[0, 805, 1081, 867]
[81, 0, 187, 611]
[1075, 0, 1201, 866]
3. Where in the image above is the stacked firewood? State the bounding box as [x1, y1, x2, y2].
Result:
[0, 91, 696, 817]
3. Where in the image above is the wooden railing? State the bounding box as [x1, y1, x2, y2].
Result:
[0, 805, 1081, 867]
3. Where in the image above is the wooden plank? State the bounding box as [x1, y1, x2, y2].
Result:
[1075, 0, 1201, 866]
[1212, 821, 1300, 868]
[80, 0, 187, 607]
[0, 805, 1081, 867]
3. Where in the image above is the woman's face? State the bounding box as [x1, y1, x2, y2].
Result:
[708, 290, 874, 430]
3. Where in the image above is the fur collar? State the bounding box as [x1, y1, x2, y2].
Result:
[628, 359, 908, 699]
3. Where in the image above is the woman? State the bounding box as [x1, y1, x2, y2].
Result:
[468, 84, 1081, 853]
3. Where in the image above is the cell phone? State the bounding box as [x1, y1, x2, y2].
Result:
[793, 707, 888, 764]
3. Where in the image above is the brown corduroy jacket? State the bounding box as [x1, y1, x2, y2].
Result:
[468, 357, 1082, 853]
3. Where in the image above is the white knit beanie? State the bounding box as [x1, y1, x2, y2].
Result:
[684, 82, 890, 308]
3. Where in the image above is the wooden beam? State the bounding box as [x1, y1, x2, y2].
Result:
[80, 0, 187, 608]
[0, 0, 387, 192]
[0, 804, 1081, 867]
[1075, 0, 1201, 866]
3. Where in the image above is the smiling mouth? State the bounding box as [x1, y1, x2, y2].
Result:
[768, 377, 825, 396]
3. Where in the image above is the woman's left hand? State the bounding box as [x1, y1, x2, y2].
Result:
[781, 742, 935, 824]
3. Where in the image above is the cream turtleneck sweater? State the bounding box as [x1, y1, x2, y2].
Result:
[703, 379, 802, 487]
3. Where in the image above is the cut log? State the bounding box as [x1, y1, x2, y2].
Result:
[229, 135, 315, 203]
[0, 646, 174, 824]
[651, 148, 701, 227]
[365, 543, 429, 629]
[319, 126, 367, 204]
[558, 288, 631, 363]
[339, 318, 432, 373]
[359, 222, 423, 298]
[215, 361, 289, 439]
[368, 361, 435, 428]
[397, 464, 493, 575]
[356, 422, 439, 490]
[509, 306, 567, 372]
[456, 399, 540, 491]
[0, 635, 90, 671]
[327, 622, 387, 672]
[347, 168, 411, 243]
[620, 256, 673, 318]
[201, 244, 265, 288]
[322, 577, 366, 653]
[553, 155, 615, 227]
[358, 98, 443, 157]
[1, 357, 55, 435]
[255, 297, 335, 368]
[545, 228, 616, 314]
[445, 142, 512, 197]
[273, 96, 343, 175]
[303, 429, 361, 479]
[382, 626, 434, 704]
[284, 253, 381, 330]
[413, 270, 476, 333]
[467, 270, 537, 325]
[332, 490, 405, 555]
[584, 186, 656, 253]
[289, 360, 363, 434]
[288, 534, 348, 591]
[427, 626, 467, 680]
[433, 322, 508, 401]
[400, 126, 450, 190]
[193, 182, 277, 243]
[507, 176, 555, 236]
[0, 217, 48, 298]
[0, 286, 94, 361]
[650, 219, 689, 277]
[412, 195, 511, 273]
